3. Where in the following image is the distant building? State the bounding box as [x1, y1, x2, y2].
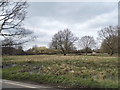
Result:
[92, 51, 97, 55]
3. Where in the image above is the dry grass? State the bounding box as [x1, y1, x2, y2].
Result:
[2, 55, 118, 88]
[3, 55, 118, 62]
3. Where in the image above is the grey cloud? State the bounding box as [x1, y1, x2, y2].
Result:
[27, 2, 117, 23]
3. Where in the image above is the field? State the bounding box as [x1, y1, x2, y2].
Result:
[2, 55, 118, 88]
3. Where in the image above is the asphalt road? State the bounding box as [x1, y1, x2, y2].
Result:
[1, 79, 60, 90]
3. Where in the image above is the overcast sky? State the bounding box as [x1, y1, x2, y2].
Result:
[23, 2, 118, 50]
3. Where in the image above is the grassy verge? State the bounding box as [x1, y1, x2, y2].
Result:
[0, 68, 2, 78]
[2, 55, 119, 88]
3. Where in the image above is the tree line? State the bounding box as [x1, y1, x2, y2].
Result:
[1, 26, 119, 56]
[49, 26, 118, 56]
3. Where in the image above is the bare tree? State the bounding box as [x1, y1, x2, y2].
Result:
[50, 29, 78, 55]
[79, 36, 96, 55]
[98, 26, 118, 56]
[0, 0, 33, 46]
[2, 37, 14, 47]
